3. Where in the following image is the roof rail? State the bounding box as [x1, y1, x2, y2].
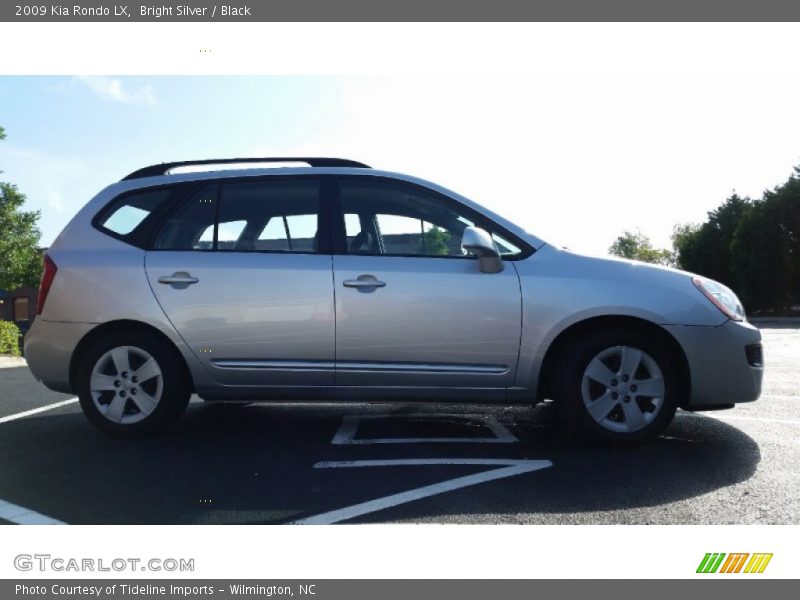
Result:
[121, 157, 371, 181]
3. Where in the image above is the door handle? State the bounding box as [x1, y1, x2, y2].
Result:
[158, 272, 199, 286]
[343, 275, 386, 289]
[343, 279, 386, 288]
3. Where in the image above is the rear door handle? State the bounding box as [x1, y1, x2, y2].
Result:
[343, 275, 386, 289]
[158, 272, 199, 286]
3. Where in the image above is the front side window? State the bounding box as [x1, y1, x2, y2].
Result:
[492, 233, 523, 257]
[339, 179, 523, 258]
[154, 179, 321, 252]
[340, 180, 471, 257]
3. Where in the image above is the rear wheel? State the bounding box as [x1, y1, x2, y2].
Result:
[77, 331, 190, 436]
[555, 329, 680, 444]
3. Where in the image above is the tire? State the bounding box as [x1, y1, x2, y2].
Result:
[554, 328, 680, 444]
[76, 330, 191, 436]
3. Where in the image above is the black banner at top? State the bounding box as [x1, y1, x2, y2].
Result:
[3, 0, 800, 22]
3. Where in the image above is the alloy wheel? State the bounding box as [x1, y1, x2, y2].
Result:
[580, 345, 665, 433]
[89, 345, 164, 425]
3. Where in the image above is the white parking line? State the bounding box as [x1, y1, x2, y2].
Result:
[292, 458, 552, 525]
[331, 414, 519, 445]
[0, 398, 79, 425]
[0, 499, 65, 525]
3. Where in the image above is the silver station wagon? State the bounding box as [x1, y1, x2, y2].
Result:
[25, 158, 764, 442]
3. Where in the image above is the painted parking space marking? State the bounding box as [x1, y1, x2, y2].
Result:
[331, 414, 519, 445]
[0, 398, 78, 425]
[0, 499, 65, 525]
[292, 458, 553, 525]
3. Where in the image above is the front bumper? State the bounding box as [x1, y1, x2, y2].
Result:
[24, 318, 96, 394]
[663, 319, 763, 409]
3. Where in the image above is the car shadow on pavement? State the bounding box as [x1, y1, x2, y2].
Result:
[0, 402, 760, 524]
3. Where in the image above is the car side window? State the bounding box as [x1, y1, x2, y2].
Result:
[154, 186, 218, 250]
[256, 213, 317, 252]
[154, 179, 322, 252]
[492, 232, 522, 257]
[339, 180, 476, 258]
[340, 180, 473, 257]
[98, 189, 173, 236]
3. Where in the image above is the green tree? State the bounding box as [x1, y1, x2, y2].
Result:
[729, 200, 786, 311]
[673, 194, 751, 288]
[608, 230, 673, 266]
[730, 168, 800, 312]
[0, 126, 43, 290]
[671, 168, 800, 314]
[419, 225, 451, 256]
[671, 222, 700, 265]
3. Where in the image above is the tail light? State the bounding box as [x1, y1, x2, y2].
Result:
[36, 255, 57, 315]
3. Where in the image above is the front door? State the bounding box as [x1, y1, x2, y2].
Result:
[332, 177, 523, 389]
[145, 178, 335, 386]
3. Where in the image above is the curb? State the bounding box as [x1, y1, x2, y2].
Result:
[0, 356, 27, 369]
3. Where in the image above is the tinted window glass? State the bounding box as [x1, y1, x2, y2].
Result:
[339, 180, 474, 257]
[492, 233, 522, 256]
[258, 217, 290, 251]
[154, 181, 322, 252]
[99, 189, 171, 235]
[218, 180, 321, 252]
[344, 213, 378, 253]
[154, 186, 218, 250]
[216, 220, 248, 249]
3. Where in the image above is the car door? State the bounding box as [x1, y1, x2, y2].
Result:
[145, 177, 335, 386]
[332, 177, 524, 390]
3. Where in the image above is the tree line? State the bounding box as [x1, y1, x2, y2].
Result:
[610, 166, 800, 314]
[0, 125, 43, 291]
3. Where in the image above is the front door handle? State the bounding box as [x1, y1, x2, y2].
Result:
[158, 272, 199, 286]
[343, 274, 386, 290]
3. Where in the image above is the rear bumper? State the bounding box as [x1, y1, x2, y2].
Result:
[24, 318, 96, 394]
[664, 320, 763, 409]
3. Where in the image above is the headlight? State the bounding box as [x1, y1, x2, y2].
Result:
[692, 276, 746, 321]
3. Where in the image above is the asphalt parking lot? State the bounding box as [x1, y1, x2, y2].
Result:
[0, 325, 797, 525]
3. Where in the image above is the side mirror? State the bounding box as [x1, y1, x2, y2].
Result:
[461, 226, 504, 273]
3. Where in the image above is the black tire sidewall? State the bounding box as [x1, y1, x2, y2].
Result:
[77, 330, 190, 436]
[556, 329, 680, 444]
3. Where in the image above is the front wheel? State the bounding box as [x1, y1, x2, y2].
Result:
[77, 331, 191, 436]
[555, 330, 680, 444]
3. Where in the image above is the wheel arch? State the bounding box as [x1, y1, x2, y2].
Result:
[69, 319, 194, 393]
[536, 315, 691, 408]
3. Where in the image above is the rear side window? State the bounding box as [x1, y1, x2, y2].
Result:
[257, 214, 318, 252]
[97, 189, 172, 236]
[154, 186, 218, 250]
[153, 179, 322, 253]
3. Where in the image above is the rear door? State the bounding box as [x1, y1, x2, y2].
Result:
[145, 177, 335, 386]
[332, 177, 524, 389]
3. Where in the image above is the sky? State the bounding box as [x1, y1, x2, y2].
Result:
[2, 74, 800, 255]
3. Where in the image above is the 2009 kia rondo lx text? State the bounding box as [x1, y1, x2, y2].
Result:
[25, 158, 764, 443]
